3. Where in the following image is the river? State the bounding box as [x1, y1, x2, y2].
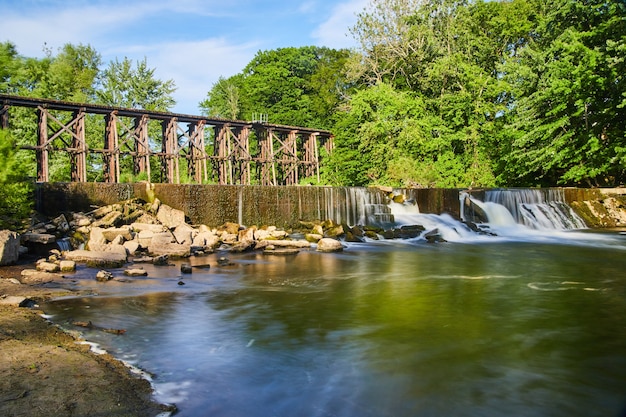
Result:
[42, 224, 626, 417]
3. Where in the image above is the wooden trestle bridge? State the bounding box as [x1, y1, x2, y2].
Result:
[0, 94, 333, 185]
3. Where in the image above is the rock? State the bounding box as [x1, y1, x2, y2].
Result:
[59, 260, 76, 272]
[52, 214, 71, 233]
[71, 212, 92, 227]
[36, 261, 60, 273]
[316, 238, 344, 252]
[263, 248, 301, 255]
[217, 257, 231, 266]
[86, 227, 108, 252]
[101, 227, 133, 242]
[92, 211, 123, 228]
[238, 227, 256, 242]
[96, 270, 114, 282]
[124, 268, 148, 277]
[123, 240, 140, 255]
[173, 223, 195, 245]
[153, 255, 170, 265]
[148, 233, 191, 257]
[220, 222, 240, 235]
[398, 225, 425, 239]
[261, 239, 311, 248]
[20, 232, 56, 245]
[324, 225, 345, 239]
[131, 222, 166, 233]
[305, 233, 323, 243]
[20, 269, 59, 285]
[136, 230, 155, 248]
[424, 229, 447, 243]
[230, 240, 256, 253]
[157, 204, 186, 229]
[181, 263, 192, 274]
[0, 296, 38, 307]
[0, 230, 20, 266]
[65, 250, 127, 268]
[192, 231, 220, 251]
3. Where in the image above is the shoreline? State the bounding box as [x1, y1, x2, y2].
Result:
[0, 261, 175, 417]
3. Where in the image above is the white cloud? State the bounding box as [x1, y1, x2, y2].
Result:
[311, 0, 368, 49]
[145, 38, 260, 114]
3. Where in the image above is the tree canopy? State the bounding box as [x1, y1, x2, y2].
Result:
[1, 0, 625, 188]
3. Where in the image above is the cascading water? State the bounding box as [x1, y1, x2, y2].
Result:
[322, 187, 393, 227]
[484, 189, 586, 230]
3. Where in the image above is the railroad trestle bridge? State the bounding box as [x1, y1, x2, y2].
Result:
[0, 94, 333, 185]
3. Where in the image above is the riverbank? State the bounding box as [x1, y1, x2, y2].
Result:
[0, 261, 174, 417]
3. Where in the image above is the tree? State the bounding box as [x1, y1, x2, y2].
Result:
[0, 129, 33, 230]
[199, 75, 244, 120]
[502, 0, 626, 186]
[97, 57, 176, 111]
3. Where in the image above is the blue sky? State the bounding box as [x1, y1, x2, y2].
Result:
[0, 0, 368, 114]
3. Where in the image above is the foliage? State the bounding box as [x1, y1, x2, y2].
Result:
[96, 57, 176, 111]
[1, 0, 625, 188]
[202, 46, 350, 129]
[0, 130, 33, 230]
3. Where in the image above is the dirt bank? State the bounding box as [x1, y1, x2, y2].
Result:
[0, 263, 173, 417]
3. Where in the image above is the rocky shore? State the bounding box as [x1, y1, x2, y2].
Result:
[0, 196, 399, 417]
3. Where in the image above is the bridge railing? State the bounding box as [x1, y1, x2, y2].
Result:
[0, 94, 333, 185]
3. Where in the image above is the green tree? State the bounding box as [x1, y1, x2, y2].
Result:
[97, 57, 176, 111]
[0, 130, 33, 230]
[502, 0, 626, 186]
[199, 75, 244, 120]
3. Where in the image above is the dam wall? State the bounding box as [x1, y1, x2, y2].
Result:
[34, 183, 621, 229]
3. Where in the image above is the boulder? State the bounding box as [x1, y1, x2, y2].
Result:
[96, 270, 114, 282]
[262, 239, 311, 248]
[131, 223, 167, 233]
[86, 227, 108, 251]
[305, 233, 323, 243]
[59, 260, 76, 272]
[316, 238, 344, 252]
[219, 222, 240, 235]
[64, 249, 127, 268]
[20, 232, 56, 245]
[123, 240, 140, 255]
[148, 232, 191, 257]
[36, 261, 60, 273]
[0, 296, 37, 307]
[0, 230, 20, 266]
[173, 223, 196, 245]
[20, 269, 60, 285]
[124, 268, 148, 277]
[157, 204, 186, 229]
[101, 227, 133, 242]
[92, 211, 123, 228]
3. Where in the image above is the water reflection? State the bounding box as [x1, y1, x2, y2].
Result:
[43, 240, 626, 417]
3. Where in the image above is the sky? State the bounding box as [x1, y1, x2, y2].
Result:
[0, 0, 368, 114]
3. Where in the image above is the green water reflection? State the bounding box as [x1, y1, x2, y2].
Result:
[44, 241, 626, 417]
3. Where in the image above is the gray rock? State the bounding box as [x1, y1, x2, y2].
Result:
[157, 204, 186, 229]
[0, 230, 20, 266]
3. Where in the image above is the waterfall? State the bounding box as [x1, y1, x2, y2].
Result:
[322, 187, 393, 227]
[484, 189, 586, 230]
[56, 238, 72, 251]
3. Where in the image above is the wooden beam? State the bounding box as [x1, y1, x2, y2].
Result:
[36, 107, 49, 182]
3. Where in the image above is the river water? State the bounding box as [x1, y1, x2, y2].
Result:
[42, 224, 626, 417]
